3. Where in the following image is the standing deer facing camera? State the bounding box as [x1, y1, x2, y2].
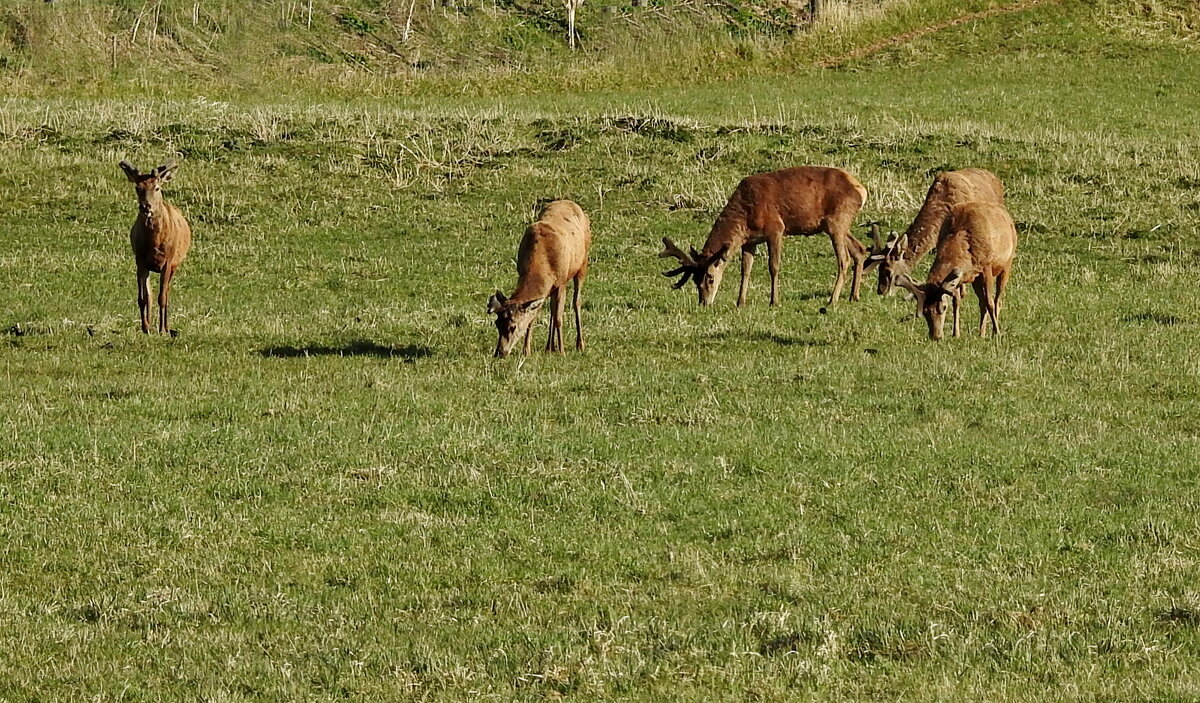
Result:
[659, 166, 869, 307]
[119, 160, 191, 335]
[487, 200, 591, 357]
[894, 201, 1017, 341]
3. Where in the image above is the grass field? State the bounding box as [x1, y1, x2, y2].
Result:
[2, 0, 1200, 700]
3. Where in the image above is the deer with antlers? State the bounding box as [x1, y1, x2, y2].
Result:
[894, 201, 1017, 341]
[659, 166, 869, 307]
[487, 200, 591, 358]
[119, 160, 191, 335]
[864, 168, 1004, 297]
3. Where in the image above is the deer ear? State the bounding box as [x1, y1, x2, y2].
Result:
[863, 253, 886, 270]
[119, 160, 139, 182]
[154, 162, 176, 182]
[707, 245, 730, 267]
[941, 269, 964, 292]
[487, 291, 506, 314]
[518, 299, 542, 311]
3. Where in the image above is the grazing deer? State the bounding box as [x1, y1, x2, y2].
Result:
[894, 201, 1017, 341]
[119, 160, 191, 335]
[659, 166, 868, 308]
[487, 200, 591, 358]
[864, 168, 1004, 297]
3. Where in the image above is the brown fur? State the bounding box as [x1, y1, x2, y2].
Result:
[895, 201, 1018, 341]
[120, 160, 191, 335]
[866, 168, 1004, 296]
[660, 166, 868, 307]
[488, 200, 591, 357]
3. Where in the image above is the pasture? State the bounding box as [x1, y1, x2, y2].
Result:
[2, 1, 1199, 699]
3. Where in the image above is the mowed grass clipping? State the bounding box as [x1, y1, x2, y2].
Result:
[2, 12, 1200, 703]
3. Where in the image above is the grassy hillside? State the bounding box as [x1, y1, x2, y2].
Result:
[3, 0, 871, 95]
[2, 0, 1200, 701]
[3, 0, 1193, 96]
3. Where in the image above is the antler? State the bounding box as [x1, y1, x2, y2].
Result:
[659, 237, 697, 289]
[659, 237, 695, 266]
[870, 222, 882, 251]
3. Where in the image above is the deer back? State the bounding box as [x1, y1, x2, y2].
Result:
[701, 166, 865, 255]
[901, 168, 1005, 264]
[511, 200, 590, 301]
[927, 201, 1017, 284]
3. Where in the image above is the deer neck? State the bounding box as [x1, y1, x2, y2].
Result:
[927, 237, 973, 283]
[140, 200, 170, 229]
[509, 269, 557, 305]
[700, 215, 746, 259]
[903, 199, 957, 265]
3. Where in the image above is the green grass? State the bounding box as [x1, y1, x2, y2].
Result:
[2, 0, 1200, 700]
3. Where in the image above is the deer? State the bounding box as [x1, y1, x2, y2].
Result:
[864, 168, 1004, 298]
[119, 160, 192, 336]
[487, 200, 591, 358]
[893, 201, 1017, 341]
[658, 166, 869, 308]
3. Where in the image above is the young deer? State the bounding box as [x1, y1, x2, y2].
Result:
[894, 201, 1017, 341]
[119, 160, 191, 335]
[864, 168, 1004, 297]
[659, 166, 868, 307]
[487, 200, 591, 357]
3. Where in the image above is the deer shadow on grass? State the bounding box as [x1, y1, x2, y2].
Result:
[705, 330, 829, 347]
[258, 340, 433, 361]
[793, 289, 831, 302]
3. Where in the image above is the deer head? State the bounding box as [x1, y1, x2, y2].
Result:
[862, 223, 910, 297]
[895, 269, 964, 341]
[120, 160, 176, 217]
[487, 291, 544, 357]
[659, 237, 731, 306]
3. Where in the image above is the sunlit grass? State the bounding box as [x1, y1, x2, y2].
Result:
[1, 2, 1200, 701]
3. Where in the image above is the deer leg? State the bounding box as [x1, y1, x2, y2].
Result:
[972, 279, 988, 336]
[972, 272, 995, 337]
[136, 266, 152, 334]
[737, 245, 756, 307]
[573, 275, 585, 352]
[523, 321, 534, 356]
[981, 272, 1000, 337]
[544, 289, 556, 352]
[993, 269, 1008, 335]
[767, 234, 783, 306]
[827, 228, 850, 305]
[845, 230, 868, 302]
[952, 289, 962, 338]
[158, 265, 176, 334]
[555, 286, 567, 352]
[545, 288, 563, 352]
